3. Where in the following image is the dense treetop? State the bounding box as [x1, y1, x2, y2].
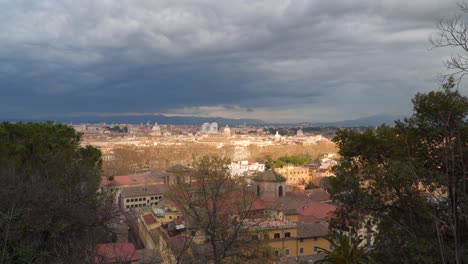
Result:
[0, 122, 116, 264]
[328, 77, 468, 263]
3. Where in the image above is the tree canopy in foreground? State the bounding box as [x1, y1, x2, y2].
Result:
[0, 122, 117, 263]
[328, 77, 467, 263]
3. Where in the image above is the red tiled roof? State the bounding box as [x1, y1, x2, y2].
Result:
[299, 201, 336, 220]
[253, 199, 265, 210]
[143, 214, 157, 225]
[174, 217, 184, 225]
[95, 243, 140, 263]
[297, 222, 329, 238]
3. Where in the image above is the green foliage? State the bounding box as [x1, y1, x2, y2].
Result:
[0, 122, 116, 263]
[305, 181, 318, 190]
[329, 78, 468, 263]
[278, 154, 311, 166]
[264, 154, 311, 169]
[316, 233, 371, 264]
[264, 155, 284, 169]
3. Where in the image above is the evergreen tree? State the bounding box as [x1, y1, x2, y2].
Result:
[0, 122, 117, 263]
[329, 78, 468, 263]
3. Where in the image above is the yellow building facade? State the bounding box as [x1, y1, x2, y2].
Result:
[254, 220, 331, 258]
[275, 166, 312, 186]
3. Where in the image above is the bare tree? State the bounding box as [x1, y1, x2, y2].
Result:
[431, 2, 468, 81]
[166, 156, 272, 264]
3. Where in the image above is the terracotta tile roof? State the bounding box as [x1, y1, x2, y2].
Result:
[297, 222, 329, 238]
[253, 199, 265, 210]
[142, 214, 157, 225]
[101, 172, 166, 186]
[269, 189, 332, 217]
[287, 188, 330, 202]
[299, 201, 336, 221]
[174, 217, 184, 225]
[95, 243, 140, 263]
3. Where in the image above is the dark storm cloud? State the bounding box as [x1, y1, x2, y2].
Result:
[0, 0, 464, 122]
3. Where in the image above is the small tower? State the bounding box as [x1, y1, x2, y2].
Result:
[274, 131, 281, 142]
[253, 170, 286, 202]
[296, 128, 304, 137]
[223, 125, 231, 137]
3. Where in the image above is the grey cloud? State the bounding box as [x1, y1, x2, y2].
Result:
[0, 0, 464, 122]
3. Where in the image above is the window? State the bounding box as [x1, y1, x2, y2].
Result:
[139, 198, 142, 201]
[314, 246, 318, 254]
[151, 197, 154, 200]
[169, 216, 172, 220]
[126, 199, 129, 203]
[285, 232, 291, 238]
[143, 197, 146, 200]
[299, 238, 304, 243]
[131, 199, 134, 202]
[314, 237, 318, 241]
[299, 248, 304, 254]
[126, 205, 129, 209]
[278, 186, 283, 197]
[285, 249, 290, 256]
[274, 233, 280, 239]
[274, 250, 279, 257]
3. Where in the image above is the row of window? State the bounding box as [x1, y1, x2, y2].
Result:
[260, 232, 292, 240]
[273, 232, 291, 239]
[126, 196, 162, 203]
[125, 202, 159, 209]
[287, 171, 308, 175]
[289, 177, 307, 181]
[275, 244, 333, 256]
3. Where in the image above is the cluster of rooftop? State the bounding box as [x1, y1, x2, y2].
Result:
[101, 165, 337, 263]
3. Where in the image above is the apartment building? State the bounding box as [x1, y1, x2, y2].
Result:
[119, 184, 170, 210]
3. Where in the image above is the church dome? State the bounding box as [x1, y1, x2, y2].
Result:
[223, 125, 231, 137]
[151, 122, 161, 136]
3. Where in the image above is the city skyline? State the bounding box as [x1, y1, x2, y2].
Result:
[1, 0, 466, 122]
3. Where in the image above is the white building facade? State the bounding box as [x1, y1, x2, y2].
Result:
[229, 161, 265, 177]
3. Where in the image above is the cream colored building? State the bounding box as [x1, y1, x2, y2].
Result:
[275, 166, 312, 186]
[119, 184, 170, 210]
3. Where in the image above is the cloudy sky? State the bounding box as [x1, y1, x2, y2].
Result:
[0, 0, 466, 122]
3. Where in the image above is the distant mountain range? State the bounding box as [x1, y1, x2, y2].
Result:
[302, 114, 406, 127]
[2, 114, 405, 127]
[2, 114, 265, 126]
